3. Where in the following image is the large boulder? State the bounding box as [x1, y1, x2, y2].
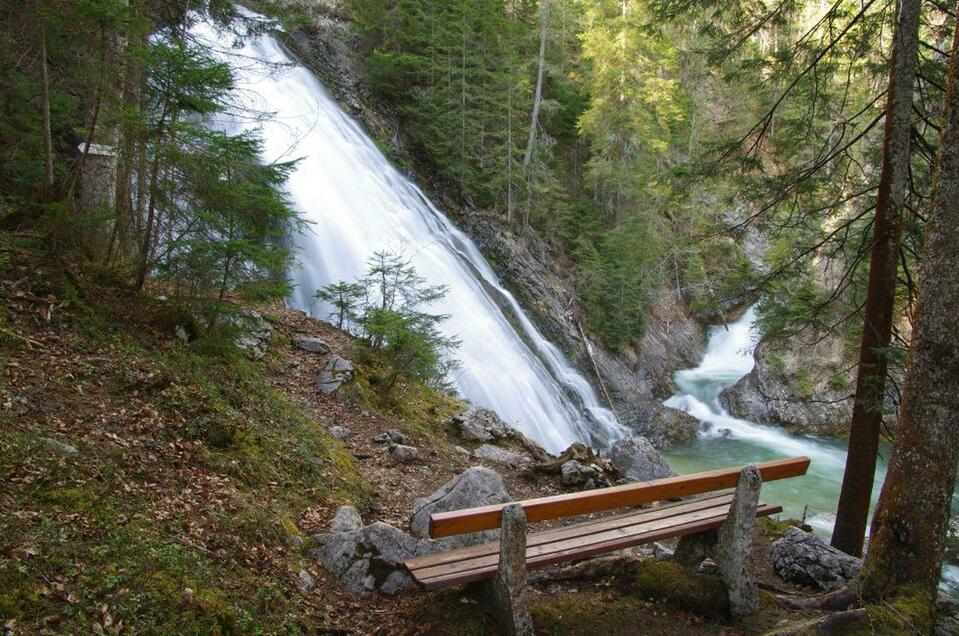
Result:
[623, 404, 700, 449]
[606, 436, 675, 482]
[312, 522, 435, 596]
[315, 356, 355, 394]
[451, 407, 515, 442]
[410, 466, 511, 547]
[770, 527, 862, 590]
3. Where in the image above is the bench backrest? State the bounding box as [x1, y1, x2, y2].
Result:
[429, 456, 809, 538]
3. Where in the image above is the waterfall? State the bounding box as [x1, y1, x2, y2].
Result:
[193, 17, 625, 454]
[662, 307, 886, 535]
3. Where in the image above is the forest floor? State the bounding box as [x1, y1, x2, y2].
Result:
[0, 234, 865, 634]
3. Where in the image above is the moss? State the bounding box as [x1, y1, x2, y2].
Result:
[622, 560, 729, 617]
[757, 517, 808, 540]
[847, 589, 937, 635]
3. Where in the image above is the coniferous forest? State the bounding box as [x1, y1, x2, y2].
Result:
[1, 0, 958, 633]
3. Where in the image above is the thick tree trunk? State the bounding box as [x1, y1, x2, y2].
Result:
[860, 9, 959, 601]
[831, 0, 921, 557]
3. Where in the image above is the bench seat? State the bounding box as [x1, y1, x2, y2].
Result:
[405, 491, 783, 589]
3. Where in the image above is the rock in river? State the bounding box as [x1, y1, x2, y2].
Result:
[770, 527, 862, 591]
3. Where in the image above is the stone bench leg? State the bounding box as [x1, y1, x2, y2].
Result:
[483, 503, 534, 636]
[715, 464, 761, 618]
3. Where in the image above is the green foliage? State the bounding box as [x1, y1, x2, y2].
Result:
[315, 251, 460, 393]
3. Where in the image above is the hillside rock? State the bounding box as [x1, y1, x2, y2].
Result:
[315, 356, 354, 394]
[389, 444, 419, 464]
[770, 527, 862, 590]
[294, 335, 331, 353]
[473, 444, 528, 466]
[330, 505, 363, 532]
[232, 310, 271, 359]
[373, 429, 407, 444]
[560, 460, 609, 489]
[410, 466, 511, 547]
[312, 522, 435, 596]
[452, 407, 514, 442]
[606, 436, 675, 482]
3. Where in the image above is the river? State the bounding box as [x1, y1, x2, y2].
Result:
[662, 307, 959, 594]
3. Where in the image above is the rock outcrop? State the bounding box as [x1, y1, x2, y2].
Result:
[409, 466, 511, 547]
[606, 436, 675, 482]
[452, 407, 515, 442]
[473, 444, 528, 466]
[294, 335, 331, 353]
[232, 310, 271, 359]
[721, 339, 856, 437]
[770, 527, 862, 590]
[312, 522, 435, 596]
[315, 355, 355, 394]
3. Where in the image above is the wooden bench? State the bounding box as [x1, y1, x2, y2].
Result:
[404, 456, 810, 634]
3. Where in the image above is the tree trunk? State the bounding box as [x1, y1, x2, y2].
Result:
[37, 0, 54, 196]
[524, 0, 549, 167]
[860, 7, 959, 602]
[831, 0, 921, 557]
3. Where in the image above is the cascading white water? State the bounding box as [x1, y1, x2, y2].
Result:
[194, 17, 625, 454]
[662, 307, 885, 534]
[662, 310, 959, 593]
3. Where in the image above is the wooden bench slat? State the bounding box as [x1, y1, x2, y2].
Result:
[404, 491, 736, 571]
[412, 499, 759, 582]
[417, 503, 783, 589]
[428, 456, 809, 538]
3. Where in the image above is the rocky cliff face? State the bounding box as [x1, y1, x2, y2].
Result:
[720, 335, 854, 437]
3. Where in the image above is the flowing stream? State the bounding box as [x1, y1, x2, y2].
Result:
[663, 308, 959, 594]
[195, 18, 625, 454]
[662, 307, 887, 534]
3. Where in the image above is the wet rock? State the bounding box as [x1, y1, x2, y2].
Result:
[606, 436, 674, 482]
[473, 444, 528, 466]
[389, 444, 419, 464]
[312, 522, 436, 596]
[410, 466, 511, 547]
[771, 527, 862, 590]
[294, 335, 331, 353]
[373, 429, 407, 444]
[720, 340, 861, 437]
[330, 505, 363, 533]
[39, 437, 78, 455]
[452, 407, 515, 443]
[329, 425, 349, 439]
[560, 460, 608, 489]
[623, 403, 700, 449]
[315, 356, 354, 393]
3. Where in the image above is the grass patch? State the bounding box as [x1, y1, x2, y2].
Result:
[0, 242, 372, 632]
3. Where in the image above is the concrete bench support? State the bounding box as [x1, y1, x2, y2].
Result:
[485, 503, 534, 635]
[715, 464, 761, 617]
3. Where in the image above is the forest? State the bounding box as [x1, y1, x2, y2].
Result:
[0, 0, 957, 633]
